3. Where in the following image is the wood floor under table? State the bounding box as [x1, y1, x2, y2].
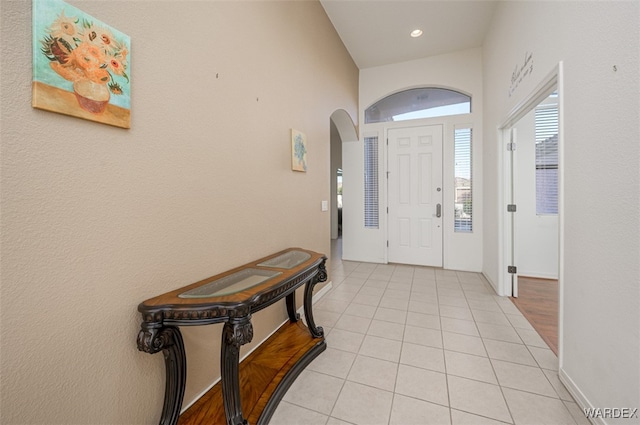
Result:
[510, 276, 558, 355]
[178, 320, 325, 425]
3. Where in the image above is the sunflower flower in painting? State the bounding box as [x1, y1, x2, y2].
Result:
[81, 23, 116, 54]
[40, 11, 129, 96]
[47, 10, 78, 51]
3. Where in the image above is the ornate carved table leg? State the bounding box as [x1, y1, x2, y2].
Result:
[221, 316, 254, 425]
[303, 259, 328, 338]
[285, 292, 300, 323]
[137, 324, 186, 425]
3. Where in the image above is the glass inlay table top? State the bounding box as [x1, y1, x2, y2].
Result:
[137, 248, 328, 425]
[179, 268, 282, 298]
[257, 250, 311, 269]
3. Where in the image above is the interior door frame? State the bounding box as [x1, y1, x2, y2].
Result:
[508, 127, 519, 298]
[498, 62, 564, 367]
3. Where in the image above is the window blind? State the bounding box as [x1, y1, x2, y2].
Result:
[454, 128, 472, 232]
[364, 136, 379, 228]
[535, 105, 558, 215]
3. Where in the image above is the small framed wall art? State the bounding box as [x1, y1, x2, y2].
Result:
[291, 129, 307, 172]
[32, 0, 131, 128]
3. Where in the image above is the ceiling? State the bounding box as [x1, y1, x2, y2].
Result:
[319, 0, 499, 69]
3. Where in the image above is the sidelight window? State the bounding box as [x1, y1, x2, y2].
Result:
[454, 127, 473, 232]
[364, 136, 379, 228]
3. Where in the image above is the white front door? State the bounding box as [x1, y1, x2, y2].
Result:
[388, 125, 443, 267]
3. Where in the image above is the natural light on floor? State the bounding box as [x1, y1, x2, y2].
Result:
[268, 239, 584, 425]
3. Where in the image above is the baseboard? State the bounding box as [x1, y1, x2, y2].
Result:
[559, 367, 600, 425]
[180, 280, 333, 413]
[518, 271, 559, 280]
[310, 280, 333, 305]
[482, 272, 500, 296]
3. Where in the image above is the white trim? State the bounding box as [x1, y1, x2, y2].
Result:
[559, 367, 599, 425]
[310, 281, 333, 304]
[481, 271, 499, 294]
[515, 271, 559, 280]
[556, 62, 565, 371]
[498, 60, 565, 367]
[497, 125, 507, 296]
[182, 377, 221, 413]
[499, 125, 512, 297]
[500, 71, 559, 130]
[180, 281, 334, 413]
[499, 63, 559, 295]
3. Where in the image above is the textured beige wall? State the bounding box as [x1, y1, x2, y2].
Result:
[482, 0, 639, 412]
[0, 1, 358, 423]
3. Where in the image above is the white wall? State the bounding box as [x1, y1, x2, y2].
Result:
[483, 1, 639, 418]
[343, 48, 483, 271]
[330, 120, 341, 240]
[0, 1, 358, 423]
[330, 109, 357, 241]
[513, 107, 558, 279]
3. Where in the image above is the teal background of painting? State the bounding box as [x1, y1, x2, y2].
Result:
[32, 0, 131, 109]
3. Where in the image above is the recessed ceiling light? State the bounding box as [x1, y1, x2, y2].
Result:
[410, 29, 423, 38]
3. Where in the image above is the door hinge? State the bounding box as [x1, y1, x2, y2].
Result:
[507, 142, 516, 151]
[508, 266, 517, 274]
[386, 240, 389, 247]
[507, 204, 517, 212]
[387, 207, 389, 214]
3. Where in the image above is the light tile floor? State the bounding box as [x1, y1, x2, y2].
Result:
[270, 241, 589, 425]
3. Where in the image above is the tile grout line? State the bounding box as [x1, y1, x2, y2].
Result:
[324, 262, 361, 425]
[434, 272, 456, 425]
[312, 257, 569, 425]
[459, 270, 516, 424]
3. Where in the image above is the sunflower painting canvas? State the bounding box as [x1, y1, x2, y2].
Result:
[32, 0, 131, 128]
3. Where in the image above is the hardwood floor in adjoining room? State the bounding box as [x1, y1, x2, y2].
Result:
[510, 276, 559, 355]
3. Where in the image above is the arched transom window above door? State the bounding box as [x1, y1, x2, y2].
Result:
[365, 88, 471, 124]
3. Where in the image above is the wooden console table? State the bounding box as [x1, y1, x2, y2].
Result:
[137, 248, 328, 425]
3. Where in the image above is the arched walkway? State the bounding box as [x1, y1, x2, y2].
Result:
[329, 109, 357, 244]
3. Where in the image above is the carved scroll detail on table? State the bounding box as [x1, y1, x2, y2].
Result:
[137, 326, 186, 425]
[138, 325, 175, 354]
[222, 317, 253, 425]
[316, 260, 328, 283]
[223, 317, 254, 348]
[304, 258, 328, 338]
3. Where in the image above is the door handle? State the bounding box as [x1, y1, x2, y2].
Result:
[436, 204, 441, 218]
